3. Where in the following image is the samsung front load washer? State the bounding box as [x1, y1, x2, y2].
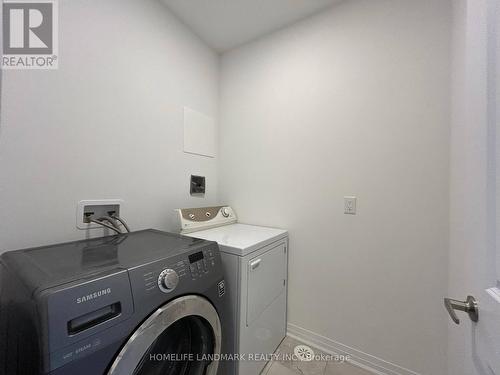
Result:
[0, 229, 234, 375]
[177, 207, 288, 375]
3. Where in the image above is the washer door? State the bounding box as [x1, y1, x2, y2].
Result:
[108, 295, 221, 375]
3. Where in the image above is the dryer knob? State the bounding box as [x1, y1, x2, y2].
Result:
[221, 207, 230, 218]
[158, 269, 179, 292]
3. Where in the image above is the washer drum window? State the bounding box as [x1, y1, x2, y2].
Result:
[108, 295, 221, 375]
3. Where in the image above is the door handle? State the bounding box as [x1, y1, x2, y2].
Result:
[444, 295, 478, 324]
[250, 259, 261, 271]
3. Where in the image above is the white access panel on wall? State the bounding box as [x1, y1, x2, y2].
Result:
[183, 106, 216, 157]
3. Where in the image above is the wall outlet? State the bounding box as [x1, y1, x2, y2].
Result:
[77, 199, 123, 229]
[344, 196, 357, 215]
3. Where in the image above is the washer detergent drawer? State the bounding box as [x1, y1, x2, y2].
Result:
[246, 241, 286, 326]
[41, 270, 134, 354]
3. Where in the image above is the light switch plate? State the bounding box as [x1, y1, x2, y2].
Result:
[344, 196, 357, 215]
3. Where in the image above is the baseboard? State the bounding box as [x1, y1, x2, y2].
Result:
[287, 323, 422, 375]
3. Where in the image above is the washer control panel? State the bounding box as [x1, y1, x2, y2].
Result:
[177, 206, 237, 234]
[188, 248, 217, 280]
[141, 246, 220, 294]
[157, 269, 179, 293]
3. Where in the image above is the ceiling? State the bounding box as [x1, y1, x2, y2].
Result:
[161, 0, 342, 52]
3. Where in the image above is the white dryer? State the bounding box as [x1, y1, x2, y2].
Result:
[177, 206, 288, 375]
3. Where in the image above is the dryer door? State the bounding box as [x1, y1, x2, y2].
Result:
[108, 295, 221, 375]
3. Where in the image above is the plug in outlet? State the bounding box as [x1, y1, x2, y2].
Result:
[77, 199, 123, 229]
[344, 196, 357, 215]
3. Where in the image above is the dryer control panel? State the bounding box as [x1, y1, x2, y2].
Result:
[177, 206, 237, 234]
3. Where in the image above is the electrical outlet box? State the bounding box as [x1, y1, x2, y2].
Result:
[76, 199, 123, 229]
[344, 196, 357, 215]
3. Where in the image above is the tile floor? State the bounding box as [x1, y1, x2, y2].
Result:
[262, 336, 372, 375]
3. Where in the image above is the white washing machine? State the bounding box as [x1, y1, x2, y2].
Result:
[177, 206, 288, 375]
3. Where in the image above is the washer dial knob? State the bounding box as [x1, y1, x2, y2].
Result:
[158, 269, 179, 293]
[221, 207, 230, 218]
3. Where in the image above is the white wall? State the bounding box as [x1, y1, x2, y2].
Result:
[0, 0, 219, 251]
[219, 1, 451, 374]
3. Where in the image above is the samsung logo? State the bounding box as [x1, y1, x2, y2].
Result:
[76, 288, 111, 304]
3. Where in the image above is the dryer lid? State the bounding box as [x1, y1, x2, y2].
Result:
[184, 224, 287, 257]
